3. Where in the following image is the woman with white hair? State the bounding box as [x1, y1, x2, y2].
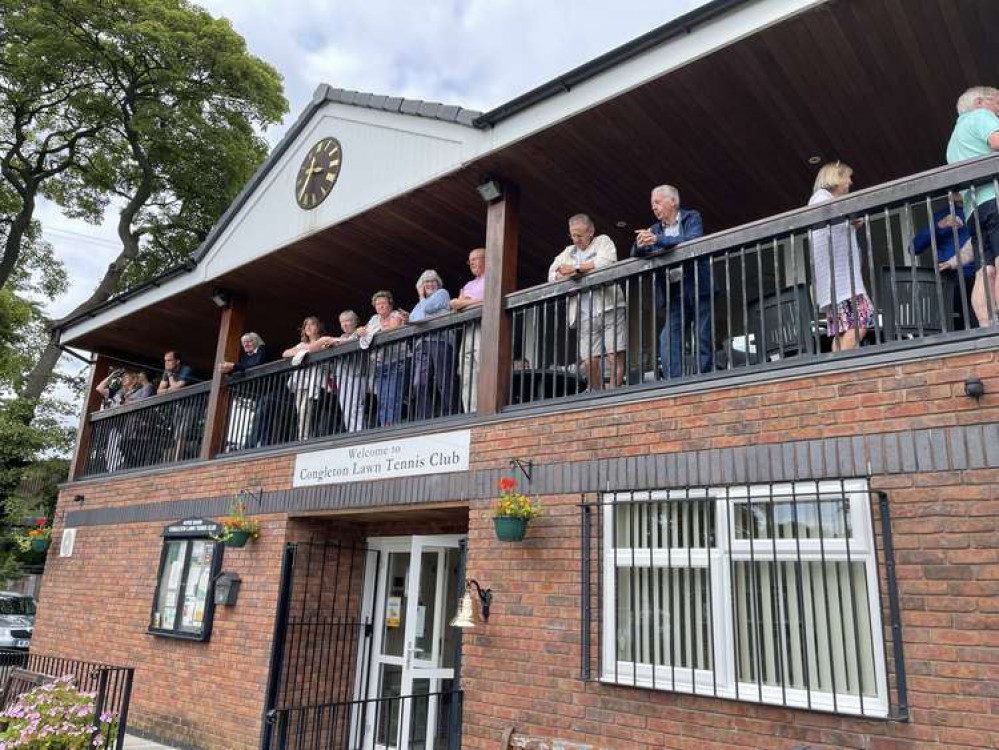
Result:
[808, 161, 873, 351]
[409, 269, 458, 419]
[218, 332, 274, 448]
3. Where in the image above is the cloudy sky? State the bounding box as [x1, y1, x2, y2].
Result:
[41, 0, 709, 322]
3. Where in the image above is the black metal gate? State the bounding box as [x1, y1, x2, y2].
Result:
[261, 538, 465, 750]
[261, 539, 377, 750]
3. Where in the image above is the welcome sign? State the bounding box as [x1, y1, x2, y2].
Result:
[293, 429, 471, 487]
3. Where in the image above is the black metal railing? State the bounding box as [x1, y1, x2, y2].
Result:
[580, 481, 908, 720]
[268, 540, 376, 712]
[0, 650, 134, 749]
[219, 310, 481, 455]
[80, 383, 210, 477]
[267, 689, 463, 750]
[507, 154, 999, 403]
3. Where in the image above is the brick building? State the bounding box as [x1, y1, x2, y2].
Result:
[38, 1, 999, 748]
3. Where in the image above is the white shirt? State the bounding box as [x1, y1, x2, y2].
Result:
[547, 234, 624, 325]
[808, 189, 868, 309]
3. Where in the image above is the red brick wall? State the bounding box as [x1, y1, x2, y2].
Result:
[458, 471, 999, 750]
[36, 350, 999, 749]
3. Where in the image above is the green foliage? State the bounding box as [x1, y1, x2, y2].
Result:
[0, 675, 119, 749]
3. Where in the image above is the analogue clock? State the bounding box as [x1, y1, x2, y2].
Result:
[295, 137, 343, 209]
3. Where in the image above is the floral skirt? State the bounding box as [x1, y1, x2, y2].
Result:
[825, 294, 875, 338]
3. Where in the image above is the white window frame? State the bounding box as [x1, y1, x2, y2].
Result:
[601, 479, 889, 718]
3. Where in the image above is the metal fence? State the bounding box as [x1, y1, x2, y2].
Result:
[267, 689, 463, 750]
[81, 383, 210, 477]
[219, 310, 480, 455]
[507, 157, 999, 403]
[580, 482, 908, 720]
[0, 650, 134, 749]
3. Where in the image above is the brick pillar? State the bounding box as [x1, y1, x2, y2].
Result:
[477, 183, 519, 415]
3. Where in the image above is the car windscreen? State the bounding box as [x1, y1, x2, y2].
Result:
[0, 597, 36, 616]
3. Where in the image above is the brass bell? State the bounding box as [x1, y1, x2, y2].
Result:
[449, 591, 477, 629]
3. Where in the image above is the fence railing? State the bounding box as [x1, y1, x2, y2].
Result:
[0, 650, 134, 749]
[219, 310, 481, 455]
[507, 154, 999, 404]
[80, 383, 210, 477]
[580, 481, 908, 720]
[266, 689, 462, 750]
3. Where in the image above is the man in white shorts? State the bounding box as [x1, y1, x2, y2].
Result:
[548, 214, 627, 390]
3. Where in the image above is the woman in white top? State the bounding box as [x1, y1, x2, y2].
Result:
[357, 291, 408, 427]
[809, 161, 874, 351]
[282, 316, 328, 440]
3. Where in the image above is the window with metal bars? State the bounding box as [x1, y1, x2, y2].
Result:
[592, 480, 892, 718]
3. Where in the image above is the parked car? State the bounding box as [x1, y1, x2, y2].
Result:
[0, 592, 36, 650]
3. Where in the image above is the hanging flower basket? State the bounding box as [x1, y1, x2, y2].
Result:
[223, 529, 250, 548]
[13, 518, 52, 560]
[30, 538, 50, 553]
[493, 516, 529, 542]
[211, 493, 261, 548]
[491, 478, 542, 542]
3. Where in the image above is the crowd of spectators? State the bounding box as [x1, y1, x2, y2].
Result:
[93, 86, 999, 450]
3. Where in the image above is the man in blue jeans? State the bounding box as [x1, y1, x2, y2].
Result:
[630, 184, 711, 378]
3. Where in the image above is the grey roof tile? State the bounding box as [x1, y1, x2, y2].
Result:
[323, 87, 481, 127]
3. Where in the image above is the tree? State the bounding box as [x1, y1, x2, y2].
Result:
[0, 0, 288, 404]
[0, 200, 74, 569]
[0, 0, 110, 291]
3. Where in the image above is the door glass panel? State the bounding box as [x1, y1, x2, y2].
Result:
[440, 548, 460, 669]
[381, 552, 410, 657]
[408, 678, 431, 750]
[376, 664, 402, 748]
[414, 551, 438, 660]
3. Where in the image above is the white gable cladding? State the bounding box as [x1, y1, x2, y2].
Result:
[201, 104, 478, 279]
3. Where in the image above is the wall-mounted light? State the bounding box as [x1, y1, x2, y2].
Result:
[72, 494, 85, 504]
[965, 376, 984, 400]
[475, 177, 503, 204]
[210, 287, 232, 309]
[449, 579, 492, 628]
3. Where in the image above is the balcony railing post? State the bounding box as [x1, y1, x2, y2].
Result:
[69, 354, 109, 480]
[200, 294, 246, 460]
[478, 181, 519, 415]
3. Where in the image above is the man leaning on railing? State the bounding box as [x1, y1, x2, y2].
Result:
[946, 85, 999, 326]
[549, 213, 626, 390]
[449, 247, 485, 413]
[630, 185, 709, 379]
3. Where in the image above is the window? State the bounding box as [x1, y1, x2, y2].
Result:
[149, 521, 223, 641]
[601, 480, 888, 717]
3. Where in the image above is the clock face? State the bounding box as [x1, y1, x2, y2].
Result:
[295, 137, 343, 209]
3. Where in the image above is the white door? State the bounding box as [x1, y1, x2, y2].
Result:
[362, 535, 463, 750]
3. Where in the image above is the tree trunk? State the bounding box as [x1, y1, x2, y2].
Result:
[0, 194, 36, 291]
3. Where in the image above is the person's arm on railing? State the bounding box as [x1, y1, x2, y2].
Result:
[630, 210, 704, 257]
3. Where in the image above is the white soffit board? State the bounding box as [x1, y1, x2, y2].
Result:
[472, 0, 827, 154]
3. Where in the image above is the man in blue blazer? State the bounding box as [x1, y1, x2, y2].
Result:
[631, 185, 712, 378]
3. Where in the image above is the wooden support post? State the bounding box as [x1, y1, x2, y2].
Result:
[69, 354, 109, 480]
[477, 184, 519, 415]
[200, 295, 246, 460]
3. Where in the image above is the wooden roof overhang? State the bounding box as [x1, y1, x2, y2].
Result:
[68, 0, 999, 373]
